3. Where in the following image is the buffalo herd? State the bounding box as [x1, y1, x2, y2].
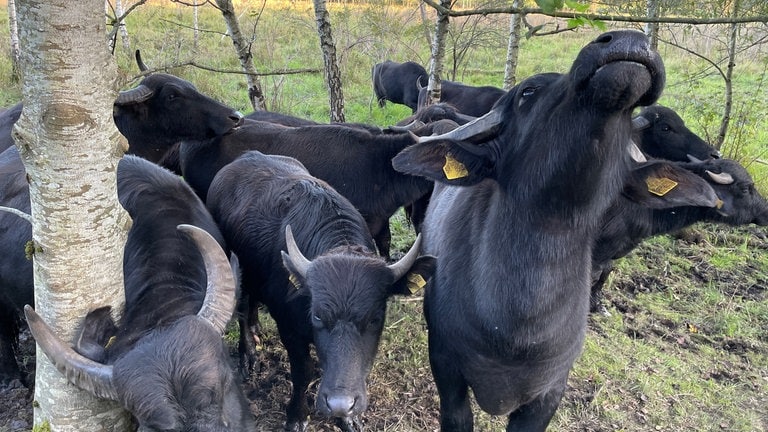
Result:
[0, 30, 766, 431]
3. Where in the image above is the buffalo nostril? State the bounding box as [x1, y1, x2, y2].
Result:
[594, 33, 613, 44]
[326, 394, 356, 417]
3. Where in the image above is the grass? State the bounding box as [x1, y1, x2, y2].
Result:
[1, 2, 767, 431]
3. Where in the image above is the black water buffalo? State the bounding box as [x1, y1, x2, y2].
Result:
[372, 60, 428, 112]
[633, 104, 721, 161]
[113, 72, 243, 169]
[244, 110, 399, 135]
[25, 155, 255, 431]
[417, 80, 505, 117]
[0, 146, 31, 387]
[0, 103, 21, 154]
[590, 157, 768, 312]
[392, 30, 667, 430]
[0, 73, 243, 386]
[178, 120, 441, 258]
[206, 150, 434, 431]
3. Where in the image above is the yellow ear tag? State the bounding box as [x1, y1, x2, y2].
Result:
[646, 177, 678, 196]
[443, 153, 468, 180]
[289, 274, 301, 289]
[715, 199, 724, 209]
[406, 273, 427, 294]
[104, 336, 117, 349]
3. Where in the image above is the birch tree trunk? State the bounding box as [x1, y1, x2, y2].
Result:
[13, 0, 132, 429]
[644, 0, 659, 50]
[214, 0, 267, 111]
[313, 0, 345, 123]
[426, 0, 452, 106]
[115, 0, 131, 52]
[502, 0, 522, 90]
[717, 0, 740, 149]
[7, 0, 20, 82]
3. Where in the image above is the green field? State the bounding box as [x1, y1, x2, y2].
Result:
[0, 2, 766, 431]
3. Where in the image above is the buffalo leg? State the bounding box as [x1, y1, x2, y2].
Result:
[0, 299, 22, 387]
[237, 293, 261, 378]
[429, 333, 473, 431]
[373, 224, 392, 260]
[505, 383, 566, 432]
[589, 264, 613, 315]
[276, 321, 313, 432]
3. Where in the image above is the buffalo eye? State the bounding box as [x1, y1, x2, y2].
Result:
[312, 314, 324, 328]
[660, 123, 671, 132]
[521, 86, 537, 98]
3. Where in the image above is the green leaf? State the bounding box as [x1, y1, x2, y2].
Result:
[536, 0, 564, 14]
[564, 0, 591, 13]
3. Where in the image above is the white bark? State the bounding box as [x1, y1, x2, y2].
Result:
[215, 0, 267, 111]
[7, 0, 20, 81]
[426, 0, 452, 106]
[644, 0, 659, 50]
[313, 0, 345, 123]
[502, 0, 522, 90]
[14, 0, 132, 430]
[115, 0, 131, 51]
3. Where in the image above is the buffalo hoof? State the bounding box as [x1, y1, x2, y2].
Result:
[283, 419, 308, 432]
[335, 416, 364, 432]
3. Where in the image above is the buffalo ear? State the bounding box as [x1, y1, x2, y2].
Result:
[389, 255, 436, 296]
[75, 306, 117, 363]
[392, 140, 495, 186]
[623, 160, 718, 209]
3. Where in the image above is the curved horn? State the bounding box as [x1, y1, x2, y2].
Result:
[115, 85, 154, 106]
[283, 225, 311, 278]
[706, 170, 734, 185]
[454, 112, 477, 124]
[417, 108, 503, 144]
[135, 49, 149, 72]
[24, 305, 118, 401]
[632, 115, 651, 130]
[416, 76, 425, 91]
[178, 224, 236, 335]
[687, 154, 704, 163]
[628, 140, 647, 163]
[388, 120, 425, 132]
[387, 234, 423, 281]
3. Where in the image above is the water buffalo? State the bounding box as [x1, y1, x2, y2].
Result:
[0, 72, 244, 386]
[633, 104, 721, 161]
[206, 150, 435, 432]
[417, 80, 505, 117]
[0, 103, 21, 154]
[178, 119, 443, 259]
[372, 60, 428, 112]
[590, 157, 768, 312]
[25, 155, 255, 431]
[113, 72, 243, 169]
[392, 30, 666, 430]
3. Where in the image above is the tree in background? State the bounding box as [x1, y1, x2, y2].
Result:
[13, 0, 131, 429]
[424, 0, 454, 107]
[7, 0, 19, 82]
[214, 0, 267, 111]
[313, 0, 345, 123]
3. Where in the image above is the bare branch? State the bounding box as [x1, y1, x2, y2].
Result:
[131, 61, 321, 80]
[0, 206, 32, 224]
[420, 0, 768, 25]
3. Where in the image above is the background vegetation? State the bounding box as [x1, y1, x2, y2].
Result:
[0, 1, 766, 431]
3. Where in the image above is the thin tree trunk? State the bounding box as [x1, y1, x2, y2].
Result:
[717, 0, 740, 149]
[214, 0, 267, 111]
[644, 0, 659, 50]
[502, 0, 522, 90]
[419, 1, 433, 51]
[7, 0, 20, 82]
[193, 0, 200, 50]
[426, 0, 452, 106]
[313, 0, 345, 123]
[115, 0, 131, 51]
[14, 0, 132, 429]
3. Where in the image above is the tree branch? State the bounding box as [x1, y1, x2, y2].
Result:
[420, 0, 768, 24]
[133, 61, 321, 79]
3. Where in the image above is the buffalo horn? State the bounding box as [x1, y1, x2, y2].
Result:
[632, 115, 651, 130]
[687, 154, 704, 163]
[455, 112, 477, 124]
[628, 140, 647, 163]
[388, 120, 425, 132]
[24, 305, 118, 401]
[115, 85, 154, 106]
[705, 170, 734, 185]
[135, 50, 149, 72]
[178, 224, 237, 335]
[387, 234, 423, 281]
[416, 108, 503, 144]
[284, 225, 311, 278]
